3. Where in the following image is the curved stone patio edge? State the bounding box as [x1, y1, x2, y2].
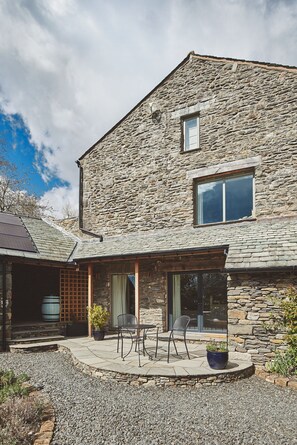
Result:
[255, 367, 297, 391]
[58, 344, 254, 387]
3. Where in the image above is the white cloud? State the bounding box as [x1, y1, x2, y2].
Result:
[39, 184, 79, 219]
[0, 0, 296, 215]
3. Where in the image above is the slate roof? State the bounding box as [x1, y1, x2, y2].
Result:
[72, 217, 297, 271]
[1, 213, 296, 270]
[0, 214, 77, 263]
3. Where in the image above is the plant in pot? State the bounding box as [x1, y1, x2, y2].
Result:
[206, 341, 229, 370]
[87, 304, 110, 340]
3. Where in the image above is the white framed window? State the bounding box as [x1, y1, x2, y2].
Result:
[195, 173, 254, 225]
[183, 115, 199, 151]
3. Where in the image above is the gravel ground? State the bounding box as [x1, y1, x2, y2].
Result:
[0, 351, 296, 445]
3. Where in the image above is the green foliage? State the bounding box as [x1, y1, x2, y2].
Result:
[206, 341, 228, 352]
[266, 348, 297, 377]
[282, 286, 297, 347]
[265, 287, 297, 377]
[87, 304, 110, 329]
[0, 370, 29, 404]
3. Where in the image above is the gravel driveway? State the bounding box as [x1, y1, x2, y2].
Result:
[0, 351, 296, 445]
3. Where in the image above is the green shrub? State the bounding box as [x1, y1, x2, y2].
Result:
[266, 348, 297, 377]
[0, 370, 29, 403]
[265, 287, 297, 377]
[206, 341, 228, 352]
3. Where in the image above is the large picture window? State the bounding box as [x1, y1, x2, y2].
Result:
[169, 272, 227, 332]
[196, 173, 254, 225]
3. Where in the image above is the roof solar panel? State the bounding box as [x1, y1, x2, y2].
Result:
[0, 213, 38, 253]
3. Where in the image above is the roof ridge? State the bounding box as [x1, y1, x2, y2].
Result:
[191, 53, 297, 71]
[42, 217, 82, 243]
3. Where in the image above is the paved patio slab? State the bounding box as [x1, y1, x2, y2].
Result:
[58, 336, 253, 377]
[10, 335, 254, 385]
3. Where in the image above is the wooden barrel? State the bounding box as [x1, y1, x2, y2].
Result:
[41, 296, 60, 322]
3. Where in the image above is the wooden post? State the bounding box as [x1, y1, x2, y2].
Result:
[88, 264, 93, 337]
[135, 260, 140, 321]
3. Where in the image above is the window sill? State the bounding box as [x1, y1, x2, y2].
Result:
[193, 218, 256, 228]
[180, 147, 201, 154]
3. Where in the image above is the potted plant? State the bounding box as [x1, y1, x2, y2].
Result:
[206, 341, 229, 370]
[87, 304, 110, 340]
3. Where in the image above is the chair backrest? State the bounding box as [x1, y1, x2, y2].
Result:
[172, 315, 191, 332]
[117, 313, 137, 327]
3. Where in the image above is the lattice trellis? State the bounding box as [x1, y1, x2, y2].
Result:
[60, 269, 88, 322]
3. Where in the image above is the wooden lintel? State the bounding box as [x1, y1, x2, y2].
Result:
[5, 256, 76, 269]
[76, 248, 227, 265]
[157, 258, 225, 272]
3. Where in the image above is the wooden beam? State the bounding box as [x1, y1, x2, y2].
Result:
[87, 264, 93, 337]
[135, 260, 140, 321]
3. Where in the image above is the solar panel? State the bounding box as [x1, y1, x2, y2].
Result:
[0, 213, 38, 253]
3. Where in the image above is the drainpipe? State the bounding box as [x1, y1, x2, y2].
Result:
[2, 260, 7, 351]
[76, 160, 103, 242]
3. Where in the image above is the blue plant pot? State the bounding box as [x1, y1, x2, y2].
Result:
[207, 351, 229, 370]
[93, 330, 105, 341]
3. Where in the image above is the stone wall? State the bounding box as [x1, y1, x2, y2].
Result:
[80, 55, 297, 237]
[228, 271, 297, 365]
[93, 260, 167, 331]
[0, 261, 12, 351]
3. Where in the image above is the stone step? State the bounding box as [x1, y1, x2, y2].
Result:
[11, 329, 63, 340]
[8, 335, 65, 346]
[12, 322, 66, 333]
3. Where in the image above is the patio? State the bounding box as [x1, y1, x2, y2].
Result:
[10, 335, 254, 386]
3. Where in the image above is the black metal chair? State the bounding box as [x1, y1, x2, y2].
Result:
[156, 315, 191, 362]
[116, 313, 137, 353]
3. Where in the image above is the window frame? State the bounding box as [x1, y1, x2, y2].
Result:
[194, 171, 255, 226]
[181, 113, 200, 152]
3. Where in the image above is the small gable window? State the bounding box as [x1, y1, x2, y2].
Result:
[183, 115, 199, 151]
[195, 173, 254, 225]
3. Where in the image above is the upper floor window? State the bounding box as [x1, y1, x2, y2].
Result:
[183, 115, 199, 151]
[195, 173, 254, 225]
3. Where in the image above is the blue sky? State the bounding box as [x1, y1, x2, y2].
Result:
[0, 112, 66, 196]
[0, 0, 296, 217]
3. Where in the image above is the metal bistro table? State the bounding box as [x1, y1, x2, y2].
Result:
[119, 323, 157, 367]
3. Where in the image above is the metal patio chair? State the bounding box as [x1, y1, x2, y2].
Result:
[156, 315, 191, 363]
[116, 313, 138, 353]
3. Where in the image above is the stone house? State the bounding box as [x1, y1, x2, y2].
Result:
[1, 53, 296, 366]
[75, 53, 297, 366]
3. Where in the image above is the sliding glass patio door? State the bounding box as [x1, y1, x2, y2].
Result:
[169, 272, 227, 332]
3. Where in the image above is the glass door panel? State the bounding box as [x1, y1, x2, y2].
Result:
[180, 274, 200, 330]
[202, 273, 227, 332]
[169, 272, 227, 332]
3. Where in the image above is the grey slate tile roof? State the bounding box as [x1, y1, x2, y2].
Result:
[0, 215, 77, 263]
[1, 213, 296, 270]
[72, 217, 297, 270]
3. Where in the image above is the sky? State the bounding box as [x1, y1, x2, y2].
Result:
[0, 0, 296, 218]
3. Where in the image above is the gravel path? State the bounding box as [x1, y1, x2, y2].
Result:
[0, 351, 296, 445]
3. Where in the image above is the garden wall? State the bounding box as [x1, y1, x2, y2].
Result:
[228, 271, 297, 365]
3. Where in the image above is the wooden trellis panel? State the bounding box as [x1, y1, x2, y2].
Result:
[60, 269, 88, 322]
